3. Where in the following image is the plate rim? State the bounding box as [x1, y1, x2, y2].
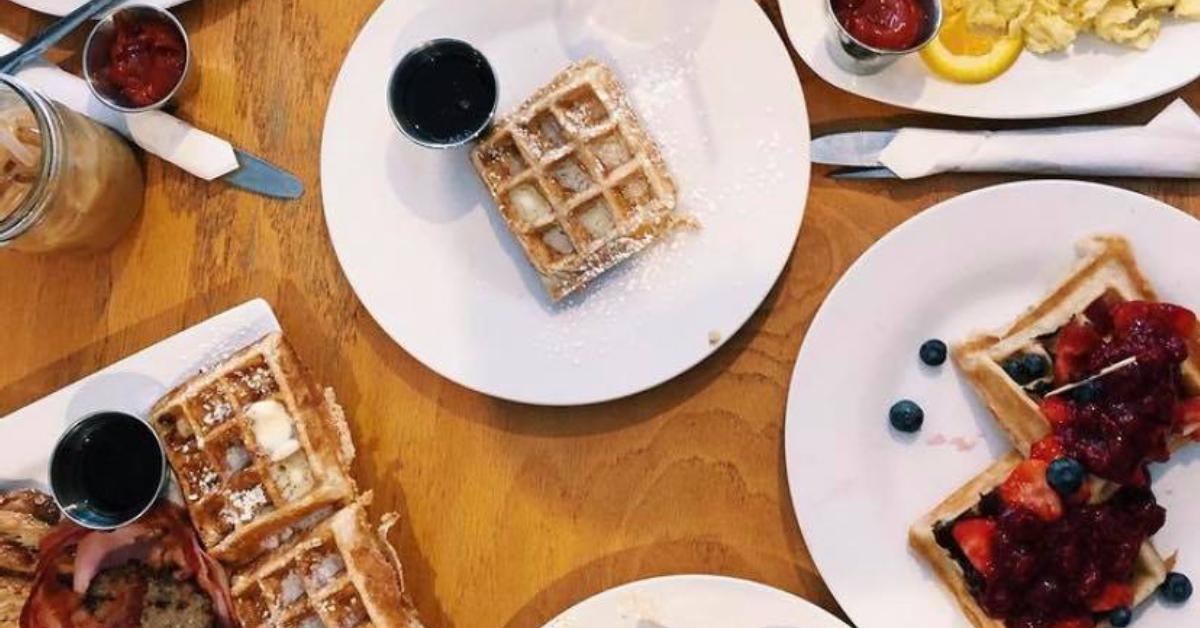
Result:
[541, 573, 850, 627]
[319, 0, 812, 406]
[777, 0, 1200, 120]
[782, 179, 1199, 627]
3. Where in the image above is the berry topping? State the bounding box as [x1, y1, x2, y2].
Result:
[1053, 319, 1102, 384]
[1031, 436, 1066, 462]
[1000, 459, 1063, 522]
[1070, 380, 1103, 403]
[1038, 300, 1196, 485]
[920, 339, 948, 366]
[1113, 301, 1197, 339]
[1161, 572, 1193, 603]
[1041, 397, 1074, 428]
[889, 400, 924, 433]
[952, 518, 997, 578]
[1050, 618, 1095, 628]
[1089, 582, 1133, 612]
[1107, 606, 1133, 627]
[1046, 457, 1085, 496]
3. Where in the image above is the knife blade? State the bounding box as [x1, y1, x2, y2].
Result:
[221, 149, 304, 200]
[0, 0, 124, 75]
[811, 131, 898, 168]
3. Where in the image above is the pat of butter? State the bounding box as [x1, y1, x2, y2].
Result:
[245, 400, 301, 462]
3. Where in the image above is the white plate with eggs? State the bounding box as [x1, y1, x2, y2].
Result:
[780, 0, 1200, 120]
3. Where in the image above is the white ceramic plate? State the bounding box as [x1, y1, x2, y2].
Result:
[542, 574, 850, 628]
[321, 0, 811, 405]
[8, 0, 188, 17]
[0, 299, 279, 489]
[779, 0, 1200, 120]
[785, 181, 1200, 627]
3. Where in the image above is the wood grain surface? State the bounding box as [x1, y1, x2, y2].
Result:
[1, 1, 1198, 626]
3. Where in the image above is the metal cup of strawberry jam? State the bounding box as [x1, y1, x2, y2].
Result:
[83, 5, 193, 113]
[825, 0, 943, 75]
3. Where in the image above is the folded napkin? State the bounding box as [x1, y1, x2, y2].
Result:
[879, 99, 1200, 180]
[0, 34, 238, 181]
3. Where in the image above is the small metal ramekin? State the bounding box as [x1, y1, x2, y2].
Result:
[83, 4, 194, 113]
[825, 0, 943, 75]
[49, 411, 168, 531]
[387, 38, 499, 150]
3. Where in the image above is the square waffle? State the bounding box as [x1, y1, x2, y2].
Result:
[150, 333, 357, 566]
[955, 235, 1200, 456]
[231, 499, 422, 628]
[470, 58, 689, 301]
[909, 453, 1171, 628]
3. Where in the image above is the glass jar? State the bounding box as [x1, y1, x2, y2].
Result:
[0, 76, 145, 253]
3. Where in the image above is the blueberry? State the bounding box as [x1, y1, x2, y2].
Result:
[1071, 380, 1102, 403]
[1003, 358, 1031, 384]
[1108, 606, 1132, 627]
[890, 400, 924, 433]
[1021, 353, 1048, 379]
[1046, 457, 1085, 495]
[1161, 572, 1193, 603]
[920, 340, 948, 367]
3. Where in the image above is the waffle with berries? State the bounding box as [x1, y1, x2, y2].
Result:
[149, 333, 357, 566]
[954, 236, 1200, 477]
[470, 59, 689, 301]
[910, 453, 1171, 628]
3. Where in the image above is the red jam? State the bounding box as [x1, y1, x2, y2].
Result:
[1034, 301, 1196, 486]
[97, 13, 187, 108]
[936, 473, 1166, 628]
[831, 0, 927, 51]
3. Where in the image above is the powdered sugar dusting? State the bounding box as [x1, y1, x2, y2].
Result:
[532, 51, 796, 363]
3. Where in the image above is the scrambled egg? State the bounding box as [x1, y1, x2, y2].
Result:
[950, 0, 1200, 52]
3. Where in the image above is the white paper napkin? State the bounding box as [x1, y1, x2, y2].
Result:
[0, 34, 238, 181]
[879, 99, 1200, 180]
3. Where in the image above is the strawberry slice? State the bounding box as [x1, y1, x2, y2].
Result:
[999, 459, 1063, 521]
[1041, 397, 1074, 429]
[1175, 397, 1200, 440]
[1113, 301, 1198, 338]
[951, 518, 997, 578]
[1031, 435, 1066, 461]
[1088, 581, 1133, 612]
[1053, 319, 1101, 384]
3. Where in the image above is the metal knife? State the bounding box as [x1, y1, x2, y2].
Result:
[812, 126, 1126, 180]
[221, 149, 304, 200]
[0, 0, 124, 75]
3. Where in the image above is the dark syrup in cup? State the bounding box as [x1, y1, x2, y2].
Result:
[388, 39, 498, 148]
[50, 412, 166, 529]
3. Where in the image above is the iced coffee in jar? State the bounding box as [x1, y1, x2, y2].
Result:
[0, 76, 144, 254]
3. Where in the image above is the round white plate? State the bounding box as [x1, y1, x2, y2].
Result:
[785, 181, 1200, 627]
[542, 574, 850, 628]
[9, 0, 187, 17]
[779, 0, 1200, 119]
[322, 0, 810, 405]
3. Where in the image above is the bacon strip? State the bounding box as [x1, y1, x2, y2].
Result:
[20, 503, 238, 628]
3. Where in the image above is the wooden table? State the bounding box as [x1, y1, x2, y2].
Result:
[2, 1, 1198, 626]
